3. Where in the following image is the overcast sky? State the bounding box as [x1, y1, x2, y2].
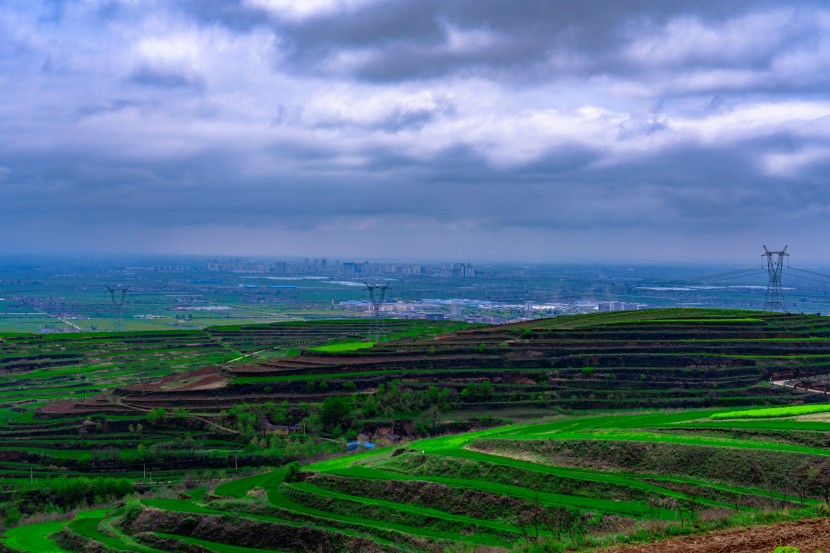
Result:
[2, 0, 830, 262]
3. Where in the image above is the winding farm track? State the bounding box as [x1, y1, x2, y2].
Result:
[772, 379, 830, 396]
[602, 516, 830, 553]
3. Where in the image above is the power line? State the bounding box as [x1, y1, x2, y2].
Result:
[786, 272, 830, 286]
[662, 268, 765, 286]
[791, 267, 830, 280]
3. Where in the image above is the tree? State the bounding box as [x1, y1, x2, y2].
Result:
[320, 396, 352, 433]
[424, 405, 440, 434]
[146, 407, 166, 427]
[790, 461, 811, 505]
[812, 459, 830, 504]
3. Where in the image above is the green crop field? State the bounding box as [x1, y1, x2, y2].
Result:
[712, 404, 830, 419]
[307, 341, 375, 353]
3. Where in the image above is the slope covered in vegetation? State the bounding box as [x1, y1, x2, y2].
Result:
[2, 309, 830, 551]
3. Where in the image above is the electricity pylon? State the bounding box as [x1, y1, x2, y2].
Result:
[762, 246, 788, 312]
[106, 286, 130, 331]
[364, 282, 390, 341]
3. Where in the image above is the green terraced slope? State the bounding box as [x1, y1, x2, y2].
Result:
[7, 408, 830, 552]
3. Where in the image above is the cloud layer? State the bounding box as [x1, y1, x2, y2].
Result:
[1, 0, 829, 261]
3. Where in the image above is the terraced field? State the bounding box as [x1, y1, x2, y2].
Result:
[1, 310, 826, 483]
[36, 309, 827, 422]
[221, 309, 830, 412]
[0, 320, 463, 482]
[8, 407, 830, 552]
[0, 319, 460, 413]
[3, 309, 830, 552]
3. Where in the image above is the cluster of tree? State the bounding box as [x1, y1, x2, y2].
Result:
[460, 380, 494, 402]
[220, 401, 292, 438]
[362, 380, 455, 418]
[515, 504, 591, 546]
[74, 435, 214, 470]
[143, 407, 204, 432]
[220, 403, 260, 437]
[245, 433, 335, 456]
[214, 381, 471, 445]
[13, 477, 133, 518]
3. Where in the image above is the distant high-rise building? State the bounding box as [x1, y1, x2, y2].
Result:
[451, 263, 475, 278]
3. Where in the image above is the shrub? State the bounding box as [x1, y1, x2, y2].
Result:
[123, 497, 142, 524]
[4, 507, 20, 527]
[285, 462, 301, 483]
[181, 516, 198, 532]
[146, 407, 167, 426]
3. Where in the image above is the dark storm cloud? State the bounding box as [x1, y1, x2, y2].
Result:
[4, 131, 819, 236]
[257, 0, 813, 84]
[2, 0, 830, 260]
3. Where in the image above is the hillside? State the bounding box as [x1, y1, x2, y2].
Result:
[7, 408, 830, 552]
[42, 308, 830, 419]
[2, 309, 830, 552]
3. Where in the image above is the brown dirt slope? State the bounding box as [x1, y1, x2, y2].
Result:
[602, 517, 830, 553]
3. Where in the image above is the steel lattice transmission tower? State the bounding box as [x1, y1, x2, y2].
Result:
[364, 282, 390, 340]
[762, 245, 788, 312]
[106, 286, 130, 332]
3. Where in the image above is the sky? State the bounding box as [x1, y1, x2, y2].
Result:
[1, 0, 830, 263]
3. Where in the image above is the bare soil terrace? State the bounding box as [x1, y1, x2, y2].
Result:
[602, 517, 830, 553]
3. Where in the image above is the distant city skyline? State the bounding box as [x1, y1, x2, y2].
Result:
[2, 1, 830, 262]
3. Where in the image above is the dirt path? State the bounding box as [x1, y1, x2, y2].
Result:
[771, 379, 830, 396]
[600, 517, 830, 553]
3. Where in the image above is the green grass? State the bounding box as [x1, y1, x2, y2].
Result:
[308, 341, 375, 353]
[1, 520, 71, 553]
[213, 471, 282, 498]
[712, 404, 830, 420]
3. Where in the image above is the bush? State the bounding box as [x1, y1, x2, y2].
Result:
[123, 497, 142, 524]
[4, 507, 20, 527]
[182, 516, 198, 531]
[285, 462, 301, 483]
[146, 407, 167, 426]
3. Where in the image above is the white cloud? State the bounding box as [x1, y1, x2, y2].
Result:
[671, 101, 830, 143]
[243, 0, 379, 21]
[302, 87, 450, 128]
[763, 147, 830, 177]
[625, 10, 795, 67]
[133, 34, 204, 72]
